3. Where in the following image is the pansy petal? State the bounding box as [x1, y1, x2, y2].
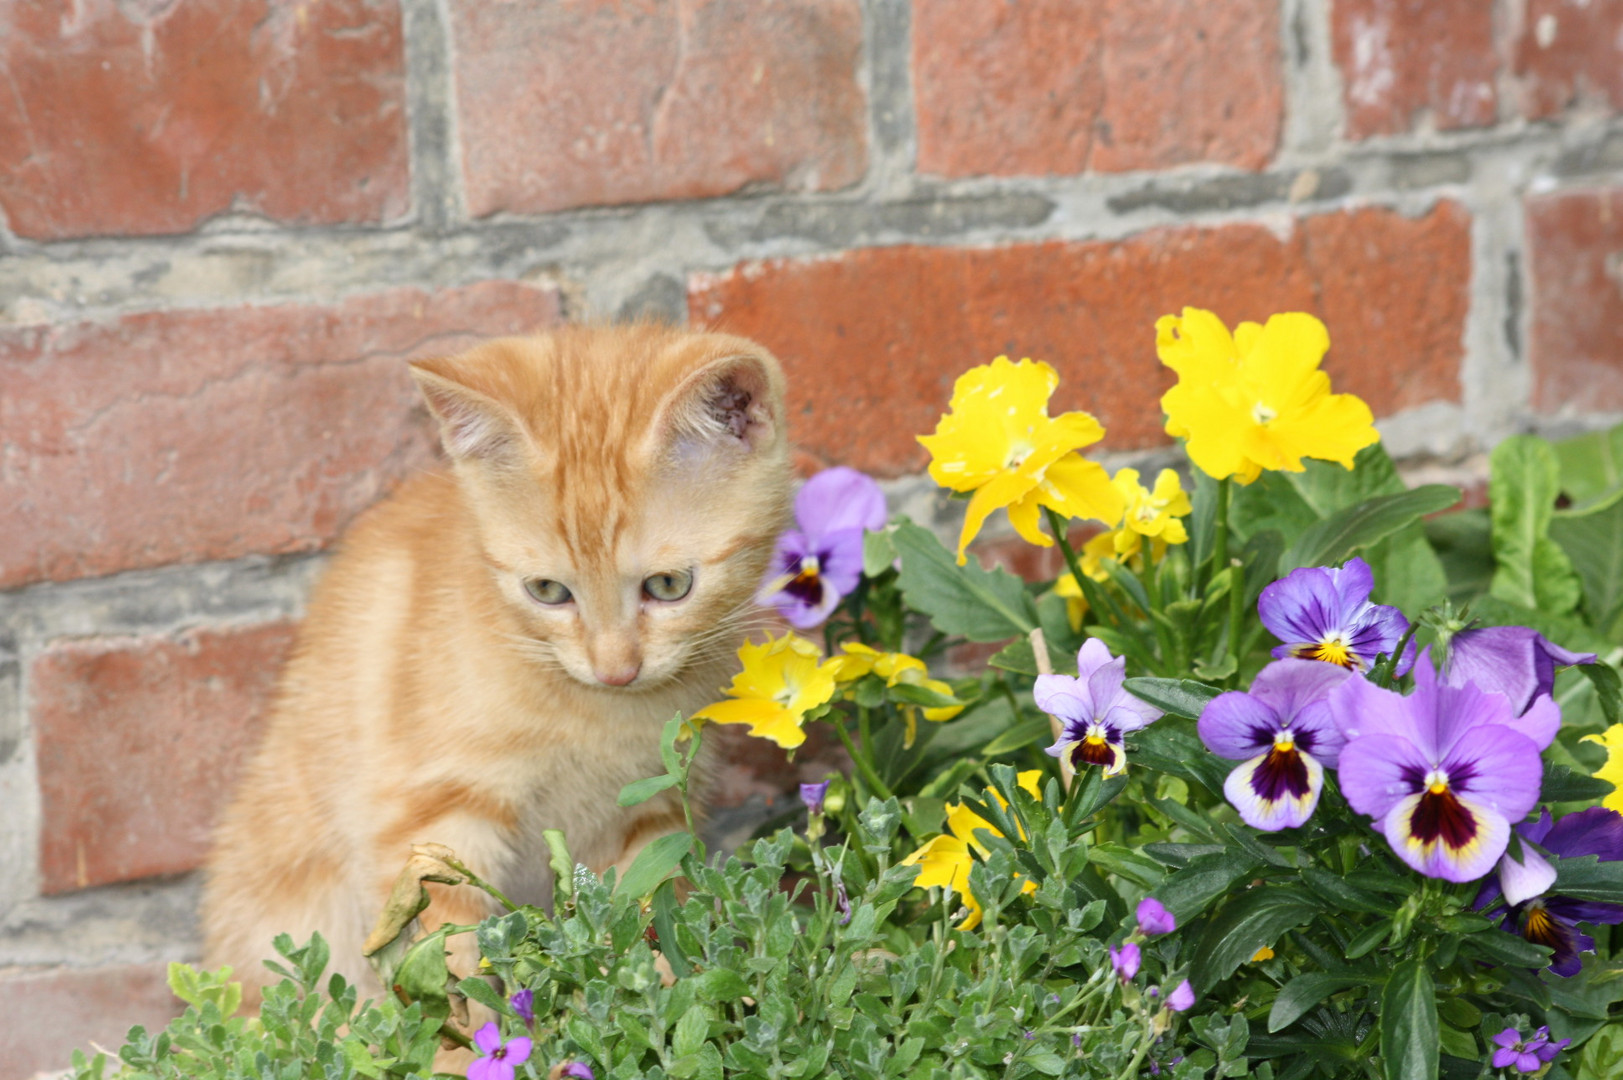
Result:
[796, 467, 887, 538]
[816, 527, 868, 598]
[1033, 673, 1088, 718]
[1515, 694, 1562, 752]
[1327, 673, 1418, 748]
[1543, 806, 1623, 861]
[1035, 452, 1127, 529]
[956, 470, 1039, 562]
[1075, 638, 1116, 680]
[1224, 748, 1323, 830]
[1497, 843, 1558, 907]
[1441, 725, 1545, 825]
[1384, 789, 1509, 882]
[1197, 690, 1278, 761]
[1247, 659, 1354, 765]
[689, 699, 807, 749]
[1336, 732, 1430, 821]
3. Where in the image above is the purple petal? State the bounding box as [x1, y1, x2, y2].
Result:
[509, 988, 534, 1025]
[467, 1062, 494, 1080]
[1492, 1047, 1519, 1069]
[1137, 897, 1176, 935]
[561, 1065, 597, 1080]
[816, 527, 867, 597]
[504, 1038, 532, 1066]
[1514, 1050, 1542, 1073]
[800, 780, 829, 814]
[1327, 674, 1418, 751]
[1034, 682, 1094, 728]
[1494, 1028, 1522, 1050]
[796, 467, 887, 540]
[1074, 638, 1117, 681]
[1444, 625, 1595, 715]
[1543, 895, 1623, 925]
[1165, 979, 1195, 1012]
[1520, 808, 1555, 847]
[473, 1023, 503, 1055]
[1336, 732, 1428, 821]
[1496, 843, 1557, 907]
[1443, 725, 1545, 825]
[1259, 566, 1344, 646]
[1110, 942, 1141, 980]
[1380, 789, 1509, 881]
[1198, 690, 1279, 761]
[1542, 806, 1623, 861]
[1249, 659, 1353, 765]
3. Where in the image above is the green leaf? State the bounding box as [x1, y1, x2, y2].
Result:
[544, 828, 574, 906]
[1088, 843, 1166, 889]
[1583, 662, 1623, 727]
[614, 832, 692, 899]
[1545, 762, 1615, 803]
[1551, 488, 1623, 638]
[1425, 509, 1495, 604]
[1281, 486, 1461, 574]
[1191, 888, 1317, 992]
[455, 974, 508, 1015]
[392, 929, 452, 1024]
[1299, 866, 1394, 916]
[618, 773, 679, 808]
[988, 636, 1072, 677]
[977, 715, 1055, 757]
[1122, 678, 1223, 720]
[1380, 959, 1438, 1080]
[863, 526, 899, 578]
[1153, 852, 1263, 926]
[887, 682, 962, 709]
[1554, 853, 1623, 905]
[1269, 973, 1374, 1033]
[892, 521, 1038, 642]
[1490, 435, 1582, 615]
[1554, 421, 1623, 503]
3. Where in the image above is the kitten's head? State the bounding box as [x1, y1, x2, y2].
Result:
[410, 325, 792, 691]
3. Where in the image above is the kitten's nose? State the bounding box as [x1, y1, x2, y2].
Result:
[595, 663, 641, 687]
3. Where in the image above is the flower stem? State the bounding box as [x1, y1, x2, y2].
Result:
[1045, 507, 1088, 599]
[1226, 555, 1246, 687]
[1211, 477, 1231, 587]
[833, 714, 894, 801]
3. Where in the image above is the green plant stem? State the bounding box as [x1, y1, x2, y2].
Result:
[1112, 1017, 1157, 1080]
[1226, 553, 1246, 687]
[441, 860, 520, 914]
[1211, 477, 1231, 588]
[833, 714, 894, 801]
[1045, 507, 1089, 599]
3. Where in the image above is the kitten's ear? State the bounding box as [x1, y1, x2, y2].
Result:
[652, 353, 783, 459]
[410, 361, 526, 462]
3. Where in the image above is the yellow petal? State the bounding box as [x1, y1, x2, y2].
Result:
[957, 470, 1038, 563]
[1004, 492, 1053, 549]
[689, 698, 808, 749]
[1583, 725, 1623, 813]
[903, 834, 973, 892]
[1035, 453, 1127, 528]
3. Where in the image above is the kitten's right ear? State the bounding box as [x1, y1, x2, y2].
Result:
[410, 362, 525, 462]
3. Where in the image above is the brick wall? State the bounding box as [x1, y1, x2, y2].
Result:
[2, 0, 1620, 1073]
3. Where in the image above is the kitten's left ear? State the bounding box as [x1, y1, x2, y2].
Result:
[410, 359, 528, 463]
[651, 351, 785, 460]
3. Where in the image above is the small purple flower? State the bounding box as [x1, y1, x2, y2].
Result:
[1492, 1026, 1568, 1073]
[1476, 807, 1623, 976]
[1137, 897, 1176, 935]
[468, 1022, 532, 1080]
[558, 1065, 596, 1080]
[1109, 942, 1141, 981]
[800, 780, 830, 815]
[1439, 624, 1596, 717]
[1330, 653, 1548, 882]
[509, 987, 535, 1028]
[759, 467, 886, 628]
[1164, 980, 1195, 1012]
[1037, 639, 1163, 777]
[1198, 660, 1353, 831]
[1259, 558, 1414, 674]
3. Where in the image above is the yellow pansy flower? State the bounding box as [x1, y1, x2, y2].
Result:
[918, 357, 1125, 564]
[902, 771, 1044, 930]
[1054, 572, 1089, 632]
[1157, 308, 1379, 484]
[690, 633, 838, 749]
[1116, 467, 1191, 549]
[1581, 724, 1623, 813]
[831, 642, 964, 747]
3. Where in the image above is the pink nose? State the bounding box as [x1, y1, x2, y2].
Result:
[596, 663, 641, 687]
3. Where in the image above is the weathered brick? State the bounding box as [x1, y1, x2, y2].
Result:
[912, 0, 1281, 177]
[1526, 188, 1623, 412]
[690, 202, 1469, 478]
[0, 963, 179, 1080]
[452, 0, 867, 217]
[0, 281, 559, 589]
[0, 0, 408, 240]
[1331, 0, 1499, 138]
[1515, 0, 1623, 118]
[33, 623, 296, 894]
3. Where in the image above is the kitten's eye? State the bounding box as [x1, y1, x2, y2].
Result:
[643, 570, 694, 602]
[523, 578, 572, 605]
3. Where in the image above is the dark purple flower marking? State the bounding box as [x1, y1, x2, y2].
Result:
[759, 468, 886, 628]
[1197, 659, 1353, 831]
[1258, 557, 1413, 674]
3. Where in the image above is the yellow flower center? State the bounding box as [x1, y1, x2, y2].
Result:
[1274, 732, 1295, 753]
[1426, 770, 1450, 797]
[1251, 401, 1277, 425]
[1297, 633, 1358, 669]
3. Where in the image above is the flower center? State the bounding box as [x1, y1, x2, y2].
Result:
[1070, 722, 1119, 768]
[1252, 401, 1277, 425]
[1297, 632, 1359, 669]
[1408, 771, 1478, 850]
[1004, 443, 1033, 470]
[1274, 731, 1295, 753]
[782, 554, 824, 605]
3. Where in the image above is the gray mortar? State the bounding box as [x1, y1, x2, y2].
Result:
[4, 0, 1623, 1030]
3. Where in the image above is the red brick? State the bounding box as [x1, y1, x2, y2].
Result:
[1331, 0, 1499, 138]
[1527, 188, 1623, 412]
[33, 623, 296, 893]
[1514, 0, 1623, 118]
[0, 963, 179, 1079]
[0, 281, 559, 589]
[452, 0, 867, 217]
[912, 0, 1281, 177]
[0, 0, 408, 241]
[690, 202, 1469, 478]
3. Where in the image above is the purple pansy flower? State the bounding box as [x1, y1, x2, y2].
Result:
[1476, 807, 1623, 977]
[1109, 941, 1141, 980]
[468, 1022, 532, 1080]
[759, 467, 886, 628]
[800, 780, 830, 815]
[1492, 1026, 1568, 1073]
[1198, 660, 1354, 831]
[509, 987, 535, 1028]
[1330, 652, 1550, 882]
[1137, 897, 1176, 935]
[1036, 639, 1163, 777]
[1164, 980, 1195, 1012]
[1439, 624, 1596, 717]
[1258, 558, 1414, 674]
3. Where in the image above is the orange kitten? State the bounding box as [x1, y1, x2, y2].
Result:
[202, 325, 791, 1000]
